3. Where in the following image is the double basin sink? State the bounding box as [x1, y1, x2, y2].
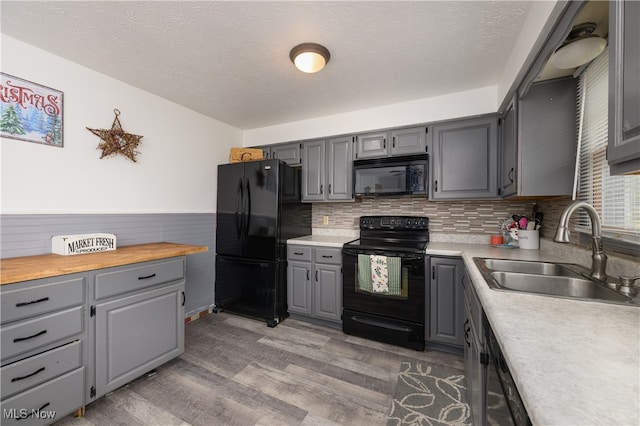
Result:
[474, 258, 638, 306]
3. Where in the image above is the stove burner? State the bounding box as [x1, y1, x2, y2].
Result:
[344, 215, 430, 252]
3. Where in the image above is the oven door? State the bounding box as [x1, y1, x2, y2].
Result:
[342, 247, 425, 324]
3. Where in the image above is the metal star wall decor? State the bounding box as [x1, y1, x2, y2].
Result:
[87, 109, 142, 162]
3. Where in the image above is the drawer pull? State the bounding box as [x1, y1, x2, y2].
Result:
[16, 402, 50, 421]
[294, 252, 304, 255]
[321, 255, 333, 258]
[138, 273, 157, 280]
[13, 329, 47, 343]
[15, 297, 50, 307]
[11, 366, 46, 382]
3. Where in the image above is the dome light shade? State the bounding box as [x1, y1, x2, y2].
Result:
[290, 43, 330, 73]
[551, 36, 607, 69]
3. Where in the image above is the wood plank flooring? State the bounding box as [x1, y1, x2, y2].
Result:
[54, 312, 464, 426]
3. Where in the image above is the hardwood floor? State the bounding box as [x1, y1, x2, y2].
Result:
[55, 312, 464, 426]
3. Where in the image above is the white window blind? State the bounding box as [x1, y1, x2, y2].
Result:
[576, 47, 640, 241]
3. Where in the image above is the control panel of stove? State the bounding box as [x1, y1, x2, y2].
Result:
[359, 216, 429, 230]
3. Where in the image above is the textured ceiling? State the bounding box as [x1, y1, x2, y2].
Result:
[1, 1, 533, 130]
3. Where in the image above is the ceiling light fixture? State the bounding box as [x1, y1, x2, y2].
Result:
[290, 43, 330, 73]
[550, 23, 607, 69]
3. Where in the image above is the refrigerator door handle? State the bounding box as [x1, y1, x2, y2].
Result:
[245, 179, 251, 238]
[236, 178, 244, 239]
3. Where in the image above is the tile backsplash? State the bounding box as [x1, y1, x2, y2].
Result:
[312, 197, 545, 235]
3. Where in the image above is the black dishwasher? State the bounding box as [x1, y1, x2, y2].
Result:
[484, 314, 532, 426]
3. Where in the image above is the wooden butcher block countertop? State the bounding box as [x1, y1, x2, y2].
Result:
[0, 242, 208, 285]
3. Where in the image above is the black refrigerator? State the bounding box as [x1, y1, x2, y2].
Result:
[215, 159, 311, 326]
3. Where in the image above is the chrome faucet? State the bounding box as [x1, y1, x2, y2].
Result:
[554, 201, 608, 281]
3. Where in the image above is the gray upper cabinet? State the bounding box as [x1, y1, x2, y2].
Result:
[609, 0, 640, 175]
[302, 139, 325, 202]
[500, 78, 578, 198]
[354, 126, 427, 159]
[261, 142, 302, 166]
[302, 136, 353, 202]
[431, 116, 499, 199]
[499, 98, 518, 197]
[354, 131, 388, 159]
[327, 136, 354, 201]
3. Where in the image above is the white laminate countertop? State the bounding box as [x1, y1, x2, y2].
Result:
[288, 234, 357, 248]
[426, 242, 640, 426]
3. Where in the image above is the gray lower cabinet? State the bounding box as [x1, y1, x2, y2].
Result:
[431, 116, 499, 199]
[287, 245, 342, 324]
[91, 258, 186, 399]
[427, 257, 464, 351]
[500, 78, 577, 198]
[608, 0, 640, 175]
[354, 126, 428, 159]
[302, 136, 353, 202]
[463, 272, 487, 426]
[0, 274, 87, 426]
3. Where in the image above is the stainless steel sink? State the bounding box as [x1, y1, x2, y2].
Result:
[474, 257, 637, 305]
[481, 258, 584, 277]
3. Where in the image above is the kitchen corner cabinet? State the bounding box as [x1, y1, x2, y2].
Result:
[92, 258, 185, 398]
[500, 78, 578, 198]
[261, 142, 302, 166]
[431, 116, 499, 199]
[354, 126, 428, 159]
[608, 0, 640, 175]
[287, 245, 342, 324]
[427, 257, 464, 351]
[302, 136, 353, 202]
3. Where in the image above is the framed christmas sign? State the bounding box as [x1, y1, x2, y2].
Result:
[0, 73, 64, 147]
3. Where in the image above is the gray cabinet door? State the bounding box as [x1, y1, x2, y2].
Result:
[327, 136, 354, 201]
[287, 261, 311, 315]
[517, 78, 577, 196]
[428, 257, 464, 348]
[499, 99, 517, 198]
[313, 263, 342, 322]
[271, 143, 302, 166]
[95, 281, 184, 397]
[302, 140, 325, 201]
[609, 0, 640, 175]
[390, 126, 428, 156]
[432, 116, 499, 199]
[355, 131, 388, 159]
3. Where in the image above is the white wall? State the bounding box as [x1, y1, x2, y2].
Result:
[1, 36, 241, 214]
[242, 86, 498, 147]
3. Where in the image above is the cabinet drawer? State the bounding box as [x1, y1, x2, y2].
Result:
[1, 306, 83, 362]
[314, 248, 341, 265]
[0, 367, 84, 426]
[1, 277, 84, 324]
[1, 340, 81, 400]
[94, 258, 185, 300]
[287, 246, 312, 262]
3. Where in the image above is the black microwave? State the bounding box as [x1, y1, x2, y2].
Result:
[353, 154, 428, 196]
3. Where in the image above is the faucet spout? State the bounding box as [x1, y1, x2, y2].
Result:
[554, 201, 607, 281]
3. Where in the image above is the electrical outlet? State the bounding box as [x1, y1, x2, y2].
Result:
[323, 215, 329, 225]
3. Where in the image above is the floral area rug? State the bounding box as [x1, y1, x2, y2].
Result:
[387, 360, 471, 426]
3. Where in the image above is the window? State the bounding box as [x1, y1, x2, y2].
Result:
[576, 47, 640, 246]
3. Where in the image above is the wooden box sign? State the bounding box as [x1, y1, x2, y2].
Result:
[229, 148, 263, 163]
[52, 233, 117, 255]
